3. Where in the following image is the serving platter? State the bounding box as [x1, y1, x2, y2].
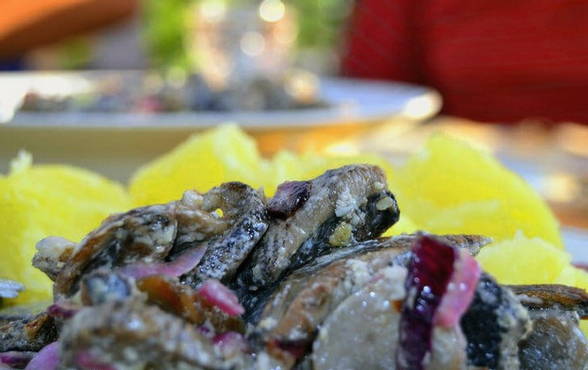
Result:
[0, 71, 441, 128]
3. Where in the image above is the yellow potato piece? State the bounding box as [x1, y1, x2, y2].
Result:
[130, 124, 267, 206]
[0, 154, 131, 304]
[476, 234, 570, 285]
[382, 214, 419, 237]
[130, 124, 396, 202]
[391, 134, 562, 248]
[556, 265, 588, 296]
[582, 321, 588, 337]
[419, 200, 512, 239]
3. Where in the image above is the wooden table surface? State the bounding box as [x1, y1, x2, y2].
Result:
[0, 0, 136, 58]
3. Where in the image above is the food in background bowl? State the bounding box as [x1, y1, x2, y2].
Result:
[1, 164, 587, 369]
[18, 73, 326, 114]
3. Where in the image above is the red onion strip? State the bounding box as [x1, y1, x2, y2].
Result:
[197, 279, 244, 316]
[24, 342, 59, 370]
[395, 234, 481, 370]
[213, 331, 248, 352]
[47, 302, 79, 320]
[434, 250, 481, 327]
[0, 351, 34, 368]
[120, 246, 206, 280]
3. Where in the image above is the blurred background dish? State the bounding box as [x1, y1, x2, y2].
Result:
[0, 72, 440, 127]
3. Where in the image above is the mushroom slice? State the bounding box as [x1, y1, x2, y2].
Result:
[241, 165, 400, 289]
[519, 310, 588, 369]
[312, 266, 407, 370]
[249, 233, 491, 342]
[59, 298, 248, 369]
[137, 275, 245, 334]
[54, 204, 179, 297]
[51, 183, 267, 298]
[511, 284, 588, 369]
[508, 284, 588, 318]
[0, 313, 57, 353]
[255, 246, 406, 348]
[32, 237, 75, 281]
[181, 182, 268, 286]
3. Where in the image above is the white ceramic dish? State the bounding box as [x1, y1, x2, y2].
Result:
[0, 71, 441, 129]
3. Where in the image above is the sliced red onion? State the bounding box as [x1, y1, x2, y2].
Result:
[395, 235, 480, 370]
[267, 181, 311, 219]
[213, 332, 248, 353]
[434, 250, 480, 327]
[47, 302, 79, 320]
[24, 342, 59, 370]
[0, 351, 35, 368]
[74, 351, 115, 370]
[197, 279, 244, 316]
[120, 246, 206, 280]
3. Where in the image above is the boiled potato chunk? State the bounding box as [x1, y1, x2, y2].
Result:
[391, 134, 562, 248]
[0, 153, 130, 304]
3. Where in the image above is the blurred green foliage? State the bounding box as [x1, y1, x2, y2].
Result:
[58, 38, 92, 70]
[141, 0, 354, 70]
[290, 0, 353, 50]
[142, 0, 192, 70]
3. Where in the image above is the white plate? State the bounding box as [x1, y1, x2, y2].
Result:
[564, 227, 588, 264]
[0, 71, 441, 129]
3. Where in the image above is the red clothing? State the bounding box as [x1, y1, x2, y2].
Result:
[342, 0, 588, 124]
